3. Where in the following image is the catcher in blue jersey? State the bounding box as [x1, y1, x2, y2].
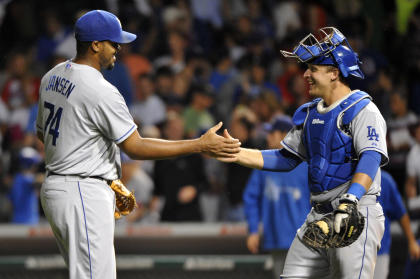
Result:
[214, 27, 388, 278]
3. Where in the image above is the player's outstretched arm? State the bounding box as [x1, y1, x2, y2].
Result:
[210, 129, 264, 169]
[119, 122, 241, 161]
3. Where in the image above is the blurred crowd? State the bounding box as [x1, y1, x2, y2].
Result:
[1, 0, 420, 229]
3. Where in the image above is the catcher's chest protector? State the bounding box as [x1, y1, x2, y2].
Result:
[296, 91, 371, 193]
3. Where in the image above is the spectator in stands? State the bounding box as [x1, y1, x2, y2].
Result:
[223, 107, 258, 222]
[1, 51, 40, 113]
[121, 43, 152, 82]
[154, 30, 189, 74]
[0, 99, 9, 155]
[369, 68, 393, 121]
[234, 61, 281, 105]
[190, 0, 223, 53]
[152, 111, 208, 221]
[273, 1, 302, 41]
[406, 121, 420, 217]
[182, 84, 215, 138]
[1, 51, 40, 170]
[129, 73, 166, 128]
[387, 87, 418, 190]
[209, 48, 239, 123]
[119, 152, 156, 224]
[154, 66, 182, 109]
[243, 115, 310, 279]
[35, 9, 72, 66]
[276, 58, 308, 115]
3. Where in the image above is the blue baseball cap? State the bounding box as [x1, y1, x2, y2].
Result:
[75, 10, 137, 43]
[19, 147, 42, 169]
[264, 115, 293, 132]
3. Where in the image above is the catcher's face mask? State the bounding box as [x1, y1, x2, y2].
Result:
[280, 27, 364, 79]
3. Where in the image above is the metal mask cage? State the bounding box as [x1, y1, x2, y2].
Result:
[280, 27, 351, 63]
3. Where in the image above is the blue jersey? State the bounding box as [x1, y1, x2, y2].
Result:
[377, 170, 406, 255]
[243, 162, 310, 250]
[8, 173, 39, 225]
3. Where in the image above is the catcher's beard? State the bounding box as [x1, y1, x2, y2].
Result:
[99, 53, 115, 70]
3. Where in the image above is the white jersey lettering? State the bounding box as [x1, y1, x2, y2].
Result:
[45, 75, 76, 99]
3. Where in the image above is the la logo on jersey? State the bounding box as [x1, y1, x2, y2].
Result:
[367, 126, 379, 141]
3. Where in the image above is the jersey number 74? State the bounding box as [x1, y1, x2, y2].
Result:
[44, 101, 63, 146]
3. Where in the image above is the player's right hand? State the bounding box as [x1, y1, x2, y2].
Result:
[200, 122, 241, 162]
[408, 238, 420, 261]
[246, 234, 260, 254]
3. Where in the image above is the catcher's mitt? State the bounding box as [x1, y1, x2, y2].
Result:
[109, 179, 137, 219]
[329, 196, 365, 248]
[302, 195, 365, 249]
[302, 214, 334, 248]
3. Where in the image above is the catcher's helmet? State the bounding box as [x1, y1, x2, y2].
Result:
[280, 27, 364, 79]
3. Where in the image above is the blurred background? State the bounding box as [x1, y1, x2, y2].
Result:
[0, 0, 419, 278]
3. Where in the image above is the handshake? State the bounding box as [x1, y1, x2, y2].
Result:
[199, 122, 241, 163]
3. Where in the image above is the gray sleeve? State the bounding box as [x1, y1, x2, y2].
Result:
[91, 88, 137, 144]
[351, 102, 388, 165]
[281, 126, 307, 160]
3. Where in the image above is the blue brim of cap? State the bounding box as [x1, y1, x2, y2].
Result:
[112, 31, 137, 44]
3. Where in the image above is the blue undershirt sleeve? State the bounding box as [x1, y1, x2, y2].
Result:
[347, 150, 381, 200]
[261, 148, 302, 171]
[355, 150, 381, 180]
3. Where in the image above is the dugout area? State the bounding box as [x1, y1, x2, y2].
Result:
[0, 255, 272, 279]
[0, 222, 415, 278]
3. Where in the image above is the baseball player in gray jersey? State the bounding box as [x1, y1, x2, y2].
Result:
[36, 10, 240, 279]
[215, 27, 387, 278]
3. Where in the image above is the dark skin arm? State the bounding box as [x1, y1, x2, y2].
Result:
[38, 122, 240, 160]
[118, 122, 241, 161]
[37, 131, 44, 143]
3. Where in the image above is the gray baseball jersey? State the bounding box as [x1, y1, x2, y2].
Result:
[37, 61, 137, 279]
[279, 91, 387, 279]
[282, 91, 388, 197]
[36, 61, 137, 180]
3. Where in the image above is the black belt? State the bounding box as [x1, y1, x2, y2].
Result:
[47, 172, 112, 186]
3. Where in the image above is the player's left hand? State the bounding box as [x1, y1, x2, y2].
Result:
[333, 193, 358, 233]
[408, 239, 420, 261]
[200, 122, 241, 161]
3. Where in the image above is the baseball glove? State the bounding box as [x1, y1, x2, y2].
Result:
[329, 197, 365, 248]
[109, 179, 137, 219]
[302, 214, 334, 248]
[302, 196, 365, 249]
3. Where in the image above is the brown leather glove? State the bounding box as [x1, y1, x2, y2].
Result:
[109, 179, 137, 219]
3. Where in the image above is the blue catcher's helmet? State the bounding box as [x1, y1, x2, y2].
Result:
[280, 27, 364, 79]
